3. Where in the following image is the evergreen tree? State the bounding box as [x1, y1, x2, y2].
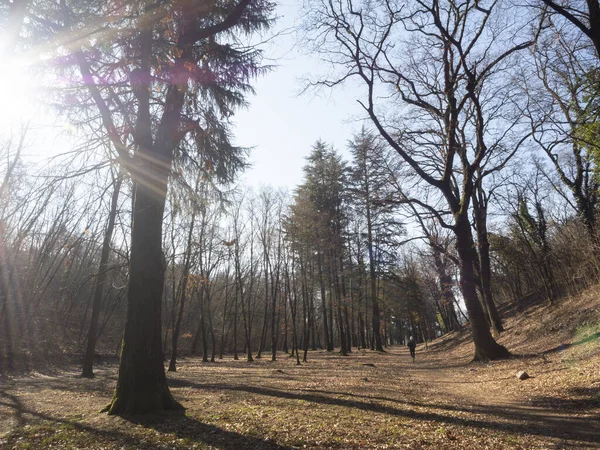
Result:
[290, 141, 349, 354]
[22, 0, 275, 414]
[348, 128, 401, 352]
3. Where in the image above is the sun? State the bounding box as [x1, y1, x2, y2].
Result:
[0, 58, 39, 133]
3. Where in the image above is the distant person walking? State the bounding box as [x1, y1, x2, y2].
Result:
[407, 336, 416, 361]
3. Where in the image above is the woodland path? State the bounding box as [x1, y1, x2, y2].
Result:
[1, 343, 599, 449]
[405, 343, 600, 448]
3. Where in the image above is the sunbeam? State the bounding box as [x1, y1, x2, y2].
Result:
[0, 58, 38, 133]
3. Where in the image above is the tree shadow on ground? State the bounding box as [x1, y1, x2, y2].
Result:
[124, 413, 293, 450]
[407, 361, 477, 370]
[528, 385, 600, 410]
[0, 388, 25, 427]
[298, 386, 600, 418]
[0, 387, 139, 447]
[0, 388, 293, 450]
[0, 371, 117, 396]
[168, 379, 600, 445]
[541, 332, 600, 355]
[415, 364, 568, 384]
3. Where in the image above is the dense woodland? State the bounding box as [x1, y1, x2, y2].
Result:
[1, 0, 600, 416]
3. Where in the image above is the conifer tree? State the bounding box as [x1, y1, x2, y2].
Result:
[21, 0, 274, 414]
[290, 142, 349, 353]
[348, 128, 401, 352]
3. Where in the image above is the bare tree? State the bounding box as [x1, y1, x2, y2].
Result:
[82, 167, 123, 377]
[524, 27, 599, 237]
[537, 0, 600, 57]
[303, 0, 538, 359]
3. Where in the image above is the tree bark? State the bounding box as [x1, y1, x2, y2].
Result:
[237, 245, 254, 362]
[364, 165, 384, 352]
[332, 251, 347, 356]
[317, 252, 332, 351]
[190, 289, 205, 355]
[472, 185, 504, 334]
[270, 259, 280, 361]
[199, 292, 209, 362]
[82, 172, 122, 378]
[105, 166, 182, 414]
[219, 267, 230, 359]
[233, 280, 239, 360]
[168, 208, 196, 372]
[455, 217, 509, 362]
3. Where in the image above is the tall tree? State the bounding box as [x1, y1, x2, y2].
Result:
[24, 0, 274, 413]
[513, 178, 557, 303]
[348, 128, 399, 351]
[81, 168, 123, 378]
[304, 0, 534, 360]
[303, 141, 348, 354]
[472, 174, 504, 334]
[524, 26, 599, 237]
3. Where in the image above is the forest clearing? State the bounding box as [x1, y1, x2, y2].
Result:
[2, 286, 600, 450]
[4, 0, 600, 449]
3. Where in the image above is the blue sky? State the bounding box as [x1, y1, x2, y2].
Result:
[234, 1, 365, 190]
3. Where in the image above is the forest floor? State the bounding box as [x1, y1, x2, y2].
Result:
[2, 289, 600, 449]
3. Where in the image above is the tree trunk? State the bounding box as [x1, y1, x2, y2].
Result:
[317, 252, 332, 351]
[255, 297, 268, 358]
[350, 286, 357, 348]
[366, 194, 384, 352]
[105, 170, 182, 414]
[575, 192, 596, 239]
[455, 217, 509, 362]
[309, 292, 318, 350]
[358, 313, 366, 349]
[190, 290, 204, 355]
[332, 254, 347, 356]
[238, 274, 254, 362]
[233, 282, 239, 360]
[287, 258, 301, 365]
[82, 172, 122, 378]
[283, 292, 288, 354]
[0, 300, 14, 370]
[431, 247, 460, 331]
[473, 188, 504, 333]
[206, 286, 217, 363]
[338, 247, 352, 353]
[199, 294, 209, 362]
[270, 276, 279, 361]
[219, 269, 230, 359]
[168, 209, 196, 372]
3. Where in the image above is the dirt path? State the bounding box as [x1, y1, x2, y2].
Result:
[1, 346, 599, 449]
[405, 345, 600, 448]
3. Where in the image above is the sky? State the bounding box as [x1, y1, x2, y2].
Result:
[0, 1, 366, 192]
[234, 1, 365, 191]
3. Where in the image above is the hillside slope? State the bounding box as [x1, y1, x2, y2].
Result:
[424, 284, 600, 421]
